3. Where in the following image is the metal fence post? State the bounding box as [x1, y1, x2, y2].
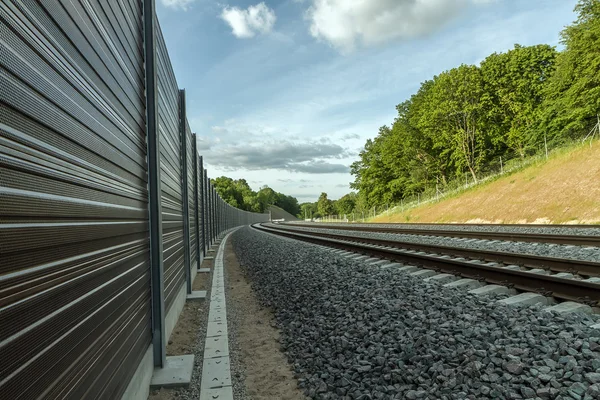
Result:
[143, 0, 166, 368]
[199, 156, 205, 260]
[178, 89, 192, 294]
[204, 170, 211, 250]
[192, 136, 201, 269]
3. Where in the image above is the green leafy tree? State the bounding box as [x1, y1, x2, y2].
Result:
[541, 0, 600, 141]
[481, 44, 557, 157]
[317, 192, 334, 216]
[335, 192, 357, 215]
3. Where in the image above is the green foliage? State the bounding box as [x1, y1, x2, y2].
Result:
[349, 0, 600, 211]
[540, 0, 600, 141]
[317, 192, 335, 216]
[335, 192, 357, 215]
[211, 177, 300, 215]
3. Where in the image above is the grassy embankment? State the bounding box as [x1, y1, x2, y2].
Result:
[371, 141, 600, 224]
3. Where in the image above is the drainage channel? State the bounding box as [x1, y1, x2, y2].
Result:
[200, 230, 236, 400]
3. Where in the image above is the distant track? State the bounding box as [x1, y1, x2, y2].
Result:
[254, 223, 600, 306]
[282, 222, 600, 247]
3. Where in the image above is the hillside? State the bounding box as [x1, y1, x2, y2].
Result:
[269, 205, 300, 221]
[372, 142, 600, 224]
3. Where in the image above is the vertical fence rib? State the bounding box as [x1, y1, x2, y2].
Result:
[143, 0, 166, 368]
[178, 89, 192, 294]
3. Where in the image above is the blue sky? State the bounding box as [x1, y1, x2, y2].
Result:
[156, 0, 577, 203]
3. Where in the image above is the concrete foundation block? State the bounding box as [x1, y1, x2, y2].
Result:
[204, 256, 215, 260]
[410, 269, 437, 278]
[469, 284, 517, 296]
[443, 278, 485, 290]
[424, 273, 458, 284]
[498, 292, 549, 306]
[150, 355, 195, 389]
[545, 302, 593, 314]
[187, 290, 207, 301]
[198, 268, 211, 273]
[396, 265, 419, 273]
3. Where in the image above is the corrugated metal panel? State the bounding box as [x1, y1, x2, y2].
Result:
[0, 0, 150, 399]
[186, 122, 196, 267]
[155, 21, 185, 313]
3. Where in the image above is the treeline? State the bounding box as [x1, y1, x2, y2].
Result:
[299, 192, 359, 219]
[211, 176, 301, 216]
[350, 0, 600, 209]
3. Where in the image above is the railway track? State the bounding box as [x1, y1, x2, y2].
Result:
[283, 222, 600, 246]
[253, 223, 600, 307]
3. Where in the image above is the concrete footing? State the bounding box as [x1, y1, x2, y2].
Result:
[198, 268, 211, 273]
[410, 269, 437, 278]
[443, 278, 485, 290]
[469, 284, 517, 296]
[187, 290, 207, 301]
[545, 301, 593, 314]
[424, 273, 458, 284]
[204, 256, 215, 260]
[498, 292, 548, 306]
[150, 355, 195, 389]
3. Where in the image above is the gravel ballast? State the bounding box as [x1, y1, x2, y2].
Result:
[274, 224, 600, 264]
[232, 227, 600, 400]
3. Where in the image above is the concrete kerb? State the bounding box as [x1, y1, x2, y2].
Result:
[199, 230, 237, 400]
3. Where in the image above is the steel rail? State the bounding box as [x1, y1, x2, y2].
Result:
[254, 223, 600, 306]
[283, 223, 600, 247]
[271, 224, 600, 277]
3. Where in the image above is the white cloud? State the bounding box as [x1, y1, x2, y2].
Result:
[306, 0, 491, 52]
[220, 2, 276, 38]
[161, 0, 195, 10]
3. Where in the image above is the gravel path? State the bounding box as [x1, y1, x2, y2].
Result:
[274, 224, 600, 264]
[232, 226, 600, 400]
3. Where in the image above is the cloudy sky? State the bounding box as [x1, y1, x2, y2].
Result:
[156, 0, 577, 203]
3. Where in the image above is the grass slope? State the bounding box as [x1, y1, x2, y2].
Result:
[372, 142, 600, 224]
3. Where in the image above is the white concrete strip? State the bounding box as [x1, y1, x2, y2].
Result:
[200, 231, 236, 400]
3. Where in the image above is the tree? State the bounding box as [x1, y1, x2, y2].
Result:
[317, 192, 334, 216]
[541, 0, 600, 141]
[481, 44, 557, 157]
[335, 192, 357, 215]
